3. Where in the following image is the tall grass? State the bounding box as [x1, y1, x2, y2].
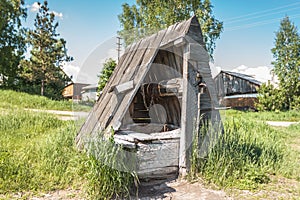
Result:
[0, 89, 91, 111]
[190, 117, 290, 189]
[0, 110, 83, 193]
[0, 109, 137, 199]
[83, 135, 138, 199]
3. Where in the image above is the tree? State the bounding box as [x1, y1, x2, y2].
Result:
[0, 0, 26, 89]
[118, 0, 223, 58]
[26, 1, 72, 98]
[97, 58, 117, 93]
[257, 17, 300, 111]
[271, 16, 300, 110]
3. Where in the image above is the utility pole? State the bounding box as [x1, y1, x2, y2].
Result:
[116, 36, 122, 63]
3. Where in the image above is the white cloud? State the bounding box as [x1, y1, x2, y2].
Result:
[232, 65, 279, 86]
[62, 63, 80, 82]
[30, 2, 63, 19]
[51, 11, 63, 19]
[30, 2, 40, 12]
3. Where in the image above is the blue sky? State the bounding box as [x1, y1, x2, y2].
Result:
[23, 0, 300, 83]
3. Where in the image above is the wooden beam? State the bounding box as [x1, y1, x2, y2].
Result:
[179, 44, 198, 174]
[186, 43, 209, 61]
[174, 37, 186, 47]
[115, 80, 134, 94]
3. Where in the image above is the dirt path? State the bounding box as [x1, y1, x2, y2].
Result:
[135, 179, 232, 200]
[21, 180, 232, 200]
[266, 121, 299, 127]
[24, 108, 89, 120]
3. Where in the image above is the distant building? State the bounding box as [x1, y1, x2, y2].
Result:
[81, 84, 98, 101]
[62, 83, 89, 100]
[214, 70, 262, 110]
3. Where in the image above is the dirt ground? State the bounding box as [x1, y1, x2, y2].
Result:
[135, 179, 232, 200]
[4, 176, 299, 200]
[12, 179, 232, 200]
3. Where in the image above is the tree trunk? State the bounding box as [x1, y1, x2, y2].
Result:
[41, 79, 44, 96]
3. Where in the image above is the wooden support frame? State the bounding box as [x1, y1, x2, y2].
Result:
[179, 42, 210, 175]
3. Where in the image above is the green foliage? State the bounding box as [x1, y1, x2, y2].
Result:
[256, 83, 286, 111]
[118, 0, 223, 59]
[22, 1, 72, 99]
[190, 117, 293, 189]
[97, 58, 117, 92]
[258, 16, 300, 111]
[0, 0, 26, 89]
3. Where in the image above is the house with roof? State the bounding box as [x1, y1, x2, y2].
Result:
[81, 83, 98, 101]
[214, 70, 262, 110]
[62, 82, 89, 100]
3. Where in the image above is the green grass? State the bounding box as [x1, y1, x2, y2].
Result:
[0, 89, 91, 111]
[190, 109, 300, 192]
[0, 91, 136, 199]
[221, 109, 300, 122]
[1, 90, 299, 199]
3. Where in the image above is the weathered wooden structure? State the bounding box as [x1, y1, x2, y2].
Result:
[214, 70, 261, 109]
[77, 16, 222, 180]
[62, 82, 89, 100]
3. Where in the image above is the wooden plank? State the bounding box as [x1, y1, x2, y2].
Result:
[114, 80, 134, 94]
[179, 46, 198, 173]
[174, 37, 186, 47]
[97, 41, 144, 131]
[114, 138, 136, 149]
[150, 129, 180, 140]
[138, 166, 178, 179]
[118, 37, 151, 85]
[137, 141, 179, 169]
[114, 132, 136, 143]
[100, 38, 153, 131]
[77, 42, 140, 143]
[186, 43, 209, 61]
[109, 28, 167, 131]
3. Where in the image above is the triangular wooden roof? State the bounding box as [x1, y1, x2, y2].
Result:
[77, 16, 217, 144]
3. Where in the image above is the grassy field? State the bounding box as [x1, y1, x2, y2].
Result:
[0, 90, 91, 111]
[0, 90, 299, 199]
[221, 109, 300, 122]
[190, 109, 300, 199]
[0, 90, 136, 200]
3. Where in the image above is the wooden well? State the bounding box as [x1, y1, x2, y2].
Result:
[77, 16, 222, 181]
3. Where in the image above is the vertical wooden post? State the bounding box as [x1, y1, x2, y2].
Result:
[179, 44, 199, 175]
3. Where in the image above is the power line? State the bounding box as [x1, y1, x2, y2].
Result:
[223, 2, 300, 22]
[226, 13, 300, 32]
[225, 6, 300, 25]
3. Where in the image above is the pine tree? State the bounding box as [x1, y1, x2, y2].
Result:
[258, 16, 300, 111]
[27, 1, 72, 98]
[271, 16, 300, 110]
[118, 0, 223, 59]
